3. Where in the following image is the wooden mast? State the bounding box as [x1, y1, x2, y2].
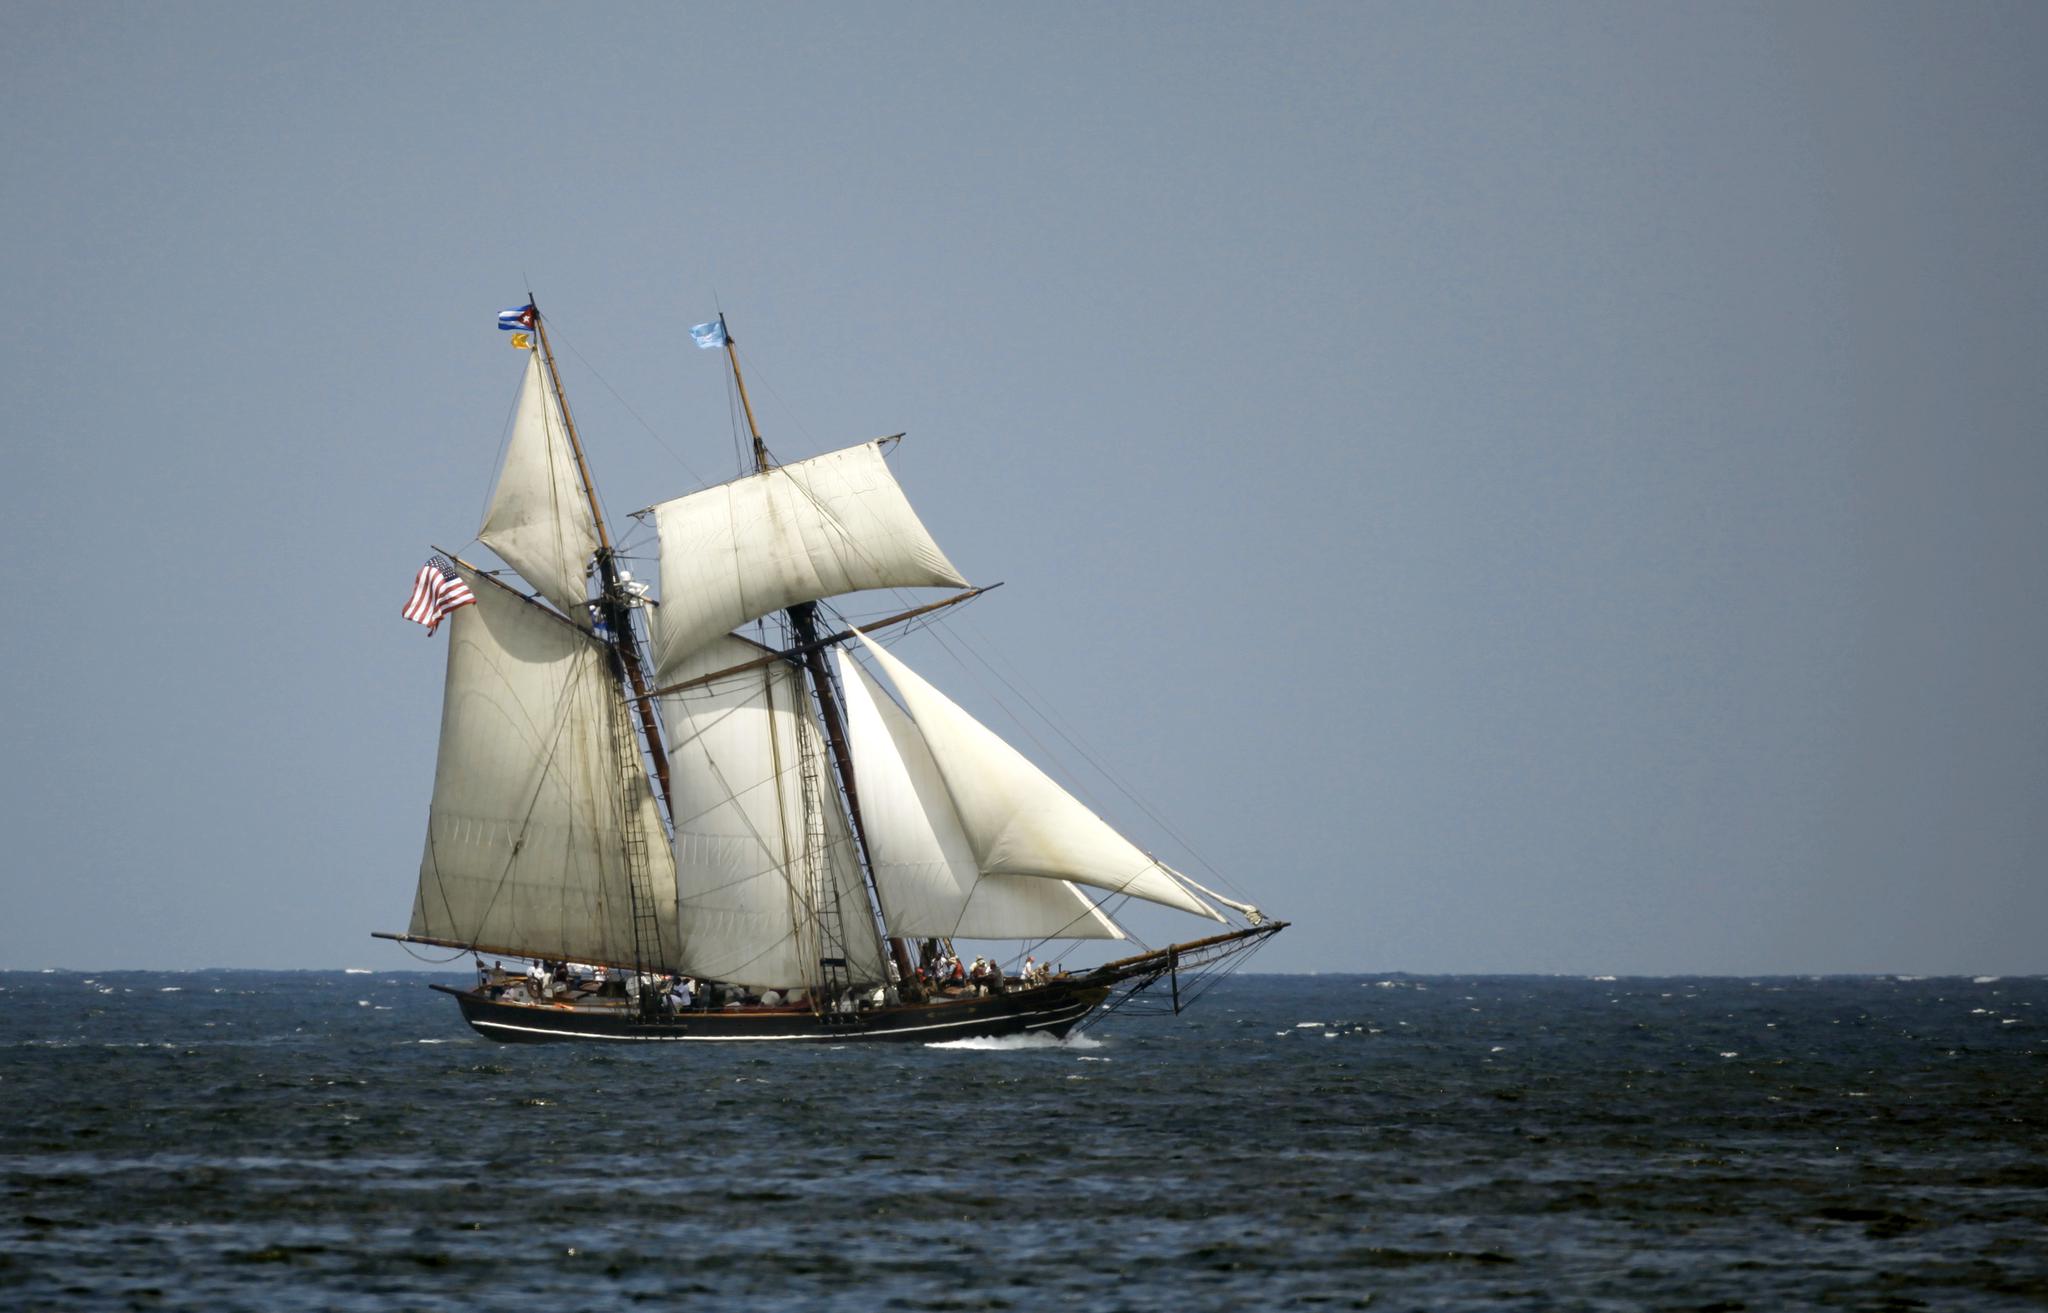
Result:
[720, 316, 917, 985]
[720, 314, 772, 476]
[528, 303, 674, 820]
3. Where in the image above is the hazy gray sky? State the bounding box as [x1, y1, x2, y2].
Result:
[5, 3, 2044, 974]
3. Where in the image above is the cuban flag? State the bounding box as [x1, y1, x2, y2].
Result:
[689, 319, 726, 350]
[498, 304, 537, 332]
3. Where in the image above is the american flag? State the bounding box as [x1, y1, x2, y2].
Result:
[403, 556, 476, 634]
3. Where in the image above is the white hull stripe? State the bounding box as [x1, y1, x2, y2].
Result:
[466, 998, 1096, 1043]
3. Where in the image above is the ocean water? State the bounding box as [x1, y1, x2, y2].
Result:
[1, 971, 2043, 1311]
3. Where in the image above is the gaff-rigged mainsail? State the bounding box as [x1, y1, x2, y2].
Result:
[657, 636, 888, 990]
[410, 566, 677, 967]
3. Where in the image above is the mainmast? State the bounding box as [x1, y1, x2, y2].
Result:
[528, 304, 674, 822]
[719, 317, 916, 986]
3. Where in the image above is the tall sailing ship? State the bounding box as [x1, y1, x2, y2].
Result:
[380, 303, 1283, 1043]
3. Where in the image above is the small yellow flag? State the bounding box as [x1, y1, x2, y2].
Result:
[509, 332, 533, 350]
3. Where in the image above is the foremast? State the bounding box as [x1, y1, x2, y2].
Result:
[528, 304, 675, 999]
[716, 316, 917, 990]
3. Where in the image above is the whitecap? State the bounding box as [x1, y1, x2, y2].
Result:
[1974, 976, 2001, 984]
[1296, 1021, 1325, 1029]
[160, 987, 183, 993]
[344, 968, 373, 975]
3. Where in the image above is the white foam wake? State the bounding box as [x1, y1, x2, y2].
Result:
[926, 1031, 1103, 1052]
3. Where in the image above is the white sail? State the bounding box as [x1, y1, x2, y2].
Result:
[851, 633, 1222, 922]
[479, 352, 599, 622]
[411, 566, 678, 966]
[648, 441, 966, 680]
[659, 636, 888, 989]
[835, 649, 1122, 941]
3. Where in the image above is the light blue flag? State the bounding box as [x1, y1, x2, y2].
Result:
[689, 320, 727, 350]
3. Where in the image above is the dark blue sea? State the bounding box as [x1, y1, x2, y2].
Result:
[2, 972, 2043, 1311]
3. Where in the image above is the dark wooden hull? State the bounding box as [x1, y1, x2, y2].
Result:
[428, 922, 1287, 1045]
[438, 979, 1112, 1045]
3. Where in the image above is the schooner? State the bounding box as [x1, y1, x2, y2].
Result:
[379, 303, 1283, 1043]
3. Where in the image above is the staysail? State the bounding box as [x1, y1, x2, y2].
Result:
[849, 633, 1222, 921]
[479, 352, 600, 622]
[658, 636, 889, 989]
[411, 565, 677, 966]
[835, 648, 1122, 940]
[647, 440, 967, 680]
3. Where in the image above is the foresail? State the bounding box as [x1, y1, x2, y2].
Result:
[648, 441, 966, 681]
[659, 636, 888, 989]
[412, 566, 678, 966]
[851, 633, 1223, 922]
[835, 649, 1122, 941]
[479, 352, 600, 622]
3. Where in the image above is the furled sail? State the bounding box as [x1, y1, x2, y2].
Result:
[659, 636, 888, 989]
[850, 633, 1223, 921]
[479, 352, 600, 622]
[412, 566, 678, 966]
[835, 649, 1122, 941]
[648, 441, 967, 680]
